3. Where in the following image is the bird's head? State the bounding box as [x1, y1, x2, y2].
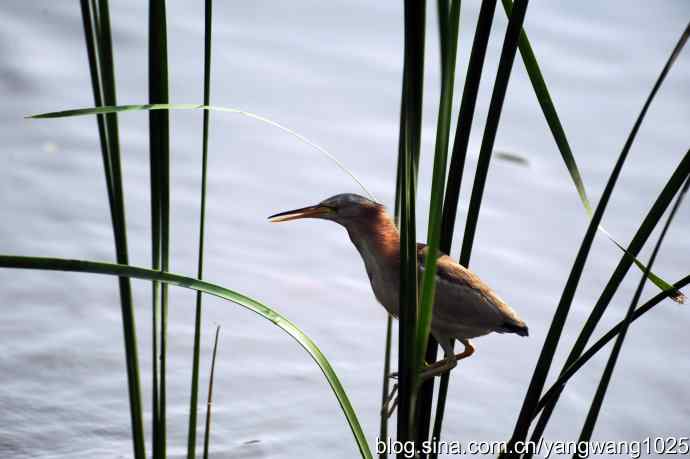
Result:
[268, 193, 383, 227]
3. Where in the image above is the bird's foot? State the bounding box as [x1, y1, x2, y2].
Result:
[380, 365, 444, 419]
[382, 349, 474, 418]
[417, 339, 475, 381]
[380, 383, 399, 418]
[387, 361, 451, 384]
[418, 358, 457, 381]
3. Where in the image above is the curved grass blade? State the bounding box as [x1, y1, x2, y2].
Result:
[501, 0, 687, 303]
[598, 226, 683, 302]
[515, 149, 690, 459]
[0, 254, 373, 459]
[576, 176, 689, 452]
[515, 25, 690, 454]
[534, 273, 690, 416]
[27, 104, 373, 200]
[187, 2, 214, 458]
[202, 326, 220, 459]
[499, 0, 590, 214]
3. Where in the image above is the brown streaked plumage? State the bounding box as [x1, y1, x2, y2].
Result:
[269, 193, 528, 379]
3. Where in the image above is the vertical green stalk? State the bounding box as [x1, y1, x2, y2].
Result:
[414, 1, 460, 454]
[79, 2, 145, 458]
[398, 141, 417, 448]
[99, 1, 146, 452]
[434, 0, 529, 455]
[149, 0, 170, 456]
[574, 176, 689, 457]
[187, 1, 214, 457]
[440, 0, 497, 247]
[459, 0, 529, 267]
[379, 112, 406, 456]
[429, 3, 499, 454]
[450, 4, 529, 447]
[97, 0, 122, 214]
[80, 0, 112, 199]
[378, 315, 393, 459]
[449, 0, 529, 453]
[415, 0, 460, 374]
[397, 0, 426, 449]
[203, 326, 221, 459]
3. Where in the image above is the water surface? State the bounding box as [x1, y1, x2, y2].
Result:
[1, 2, 689, 457]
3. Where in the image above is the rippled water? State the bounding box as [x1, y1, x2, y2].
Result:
[1, 2, 689, 458]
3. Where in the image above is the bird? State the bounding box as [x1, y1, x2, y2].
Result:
[268, 193, 528, 382]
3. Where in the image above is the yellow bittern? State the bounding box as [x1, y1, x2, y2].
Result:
[269, 193, 528, 383]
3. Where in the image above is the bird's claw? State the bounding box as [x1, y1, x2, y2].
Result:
[381, 383, 399, 418]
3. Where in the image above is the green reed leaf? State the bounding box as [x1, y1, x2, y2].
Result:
[28, 103, 373, 200]
[501, 0, 685, 304]
[576, 178, 689, 452]
[397, 0, 426, 445]
[188, 1, 214, 458]
[78, 1, 145, 457]
[414, 2, 460, 452]
[203, 326, 220, 459]
[0, 255, 373, 459]
[148, 1, 170, 455]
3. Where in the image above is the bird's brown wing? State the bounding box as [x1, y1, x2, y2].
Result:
[416, 243, 526, 331]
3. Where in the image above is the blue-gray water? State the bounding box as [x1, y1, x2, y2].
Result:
[1, 2, 689, 458]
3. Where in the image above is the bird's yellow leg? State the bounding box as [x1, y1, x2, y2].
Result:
[455, 338, 475, 360]
[419, 339, 475, 381]
[419, 357, 458, 381]
[382, 383, 397, 405]
[384, 391, 399, 419]
[383, 340, 475, 417]
[380, 383, 399, 418]
[388, 340, 475, 380]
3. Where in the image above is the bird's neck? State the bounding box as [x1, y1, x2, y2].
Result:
[344, 208, 401, 314]
[345, 208, 400, 265]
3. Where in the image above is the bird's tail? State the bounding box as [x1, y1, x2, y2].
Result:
[499, 320, 529, 337]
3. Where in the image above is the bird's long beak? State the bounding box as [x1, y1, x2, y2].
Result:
[268, 204, 333, 223]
